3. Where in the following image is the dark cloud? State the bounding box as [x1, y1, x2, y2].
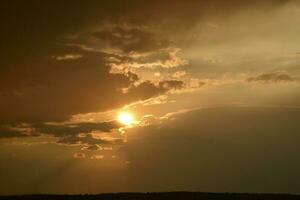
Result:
[0, 44, 183, 124]
[0, 125, 28, 138]
[36, 120, 123, 146]
[126, 81, 164, 100]
[36, 121, 121, 137]
[81, 144, 103, 151]
[159, 80, 184, 90]
[0, 46, 130, 123]
[0, 0, 292, 124]
[0, 120, 123, 146]
[246, 71, 298, 83]
[0, 0, 289, 63]
[126, 80, 184, 101]
[73, 152, 86, 159]
[91, 27, 170, 53]
[124, 106, 300, 193]
[0, 123, 41, 139]
[57, 134, 123, 146]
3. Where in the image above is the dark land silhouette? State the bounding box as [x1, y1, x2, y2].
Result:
[0, 192, 299, 200]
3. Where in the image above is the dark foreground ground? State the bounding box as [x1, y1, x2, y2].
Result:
[0, 192, 299, 200]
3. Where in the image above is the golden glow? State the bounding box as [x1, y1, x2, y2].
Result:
[117, 112, 134, 126]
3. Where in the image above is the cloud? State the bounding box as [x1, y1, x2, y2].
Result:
[36, 121, 124, 147]
[1, 0, 292, 126]
[56, 134, 123, 146]
[0, 120, 124, 147]
[139, 115, 161, 126]
[1, 0, 297, 141]
[36, 121, 121, 137]
[0, 0, 291, 74]
[126, 80, 184, 100]
[123, 106, 300, 193]
[172, 71, 186, 78]
[0, 125, 29, 138]
[0, 46, 131, 123]
[108, 47, 188, 75]
[186, 78, 207, 89]
[90, 154, 104, 160]
[0, 44, 185, 124]
[53, 54, 83, 60]
[73, 152, 86, 159]
[158, 80, 184, 90]
[81, 144, 103, 151]
[246, 71, 298, 83]
[90, 26, 170, 53]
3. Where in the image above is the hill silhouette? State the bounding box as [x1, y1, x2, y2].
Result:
[0, 192, 299, 200]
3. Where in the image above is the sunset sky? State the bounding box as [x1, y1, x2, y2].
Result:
[1, 0, 300, 195]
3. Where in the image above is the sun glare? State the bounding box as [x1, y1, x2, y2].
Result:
[118, 112, 134, 126]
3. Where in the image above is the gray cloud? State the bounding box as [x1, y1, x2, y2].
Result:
[0, 125, 29, 138]
[0, 119, 123, 147]
[0, 46, 130, 123]
[0, 0, 291, 70]
[35, 120, 123, 146]
[91, 26, 170, 53]
[57, 134, 123, 146]
[246, 71, 298, 83]
[159, 80, 184, 90]
[36, 121, 121, 137]
[0, 44, 185, 124]
[126, 80, 184, 101]
[123, 106, 300, 193]
[73, 152, 86, 159]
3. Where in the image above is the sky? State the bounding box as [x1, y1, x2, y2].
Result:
[0, 0, 300, 195]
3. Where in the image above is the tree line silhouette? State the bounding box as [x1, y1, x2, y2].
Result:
[0, 192, 299, 200]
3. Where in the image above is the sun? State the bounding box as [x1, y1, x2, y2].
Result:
[117, 112, 135, 126]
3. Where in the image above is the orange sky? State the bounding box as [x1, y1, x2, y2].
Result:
[0, 0, 300, 195]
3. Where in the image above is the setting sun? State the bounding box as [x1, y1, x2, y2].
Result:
[117, 112, 134, 126]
